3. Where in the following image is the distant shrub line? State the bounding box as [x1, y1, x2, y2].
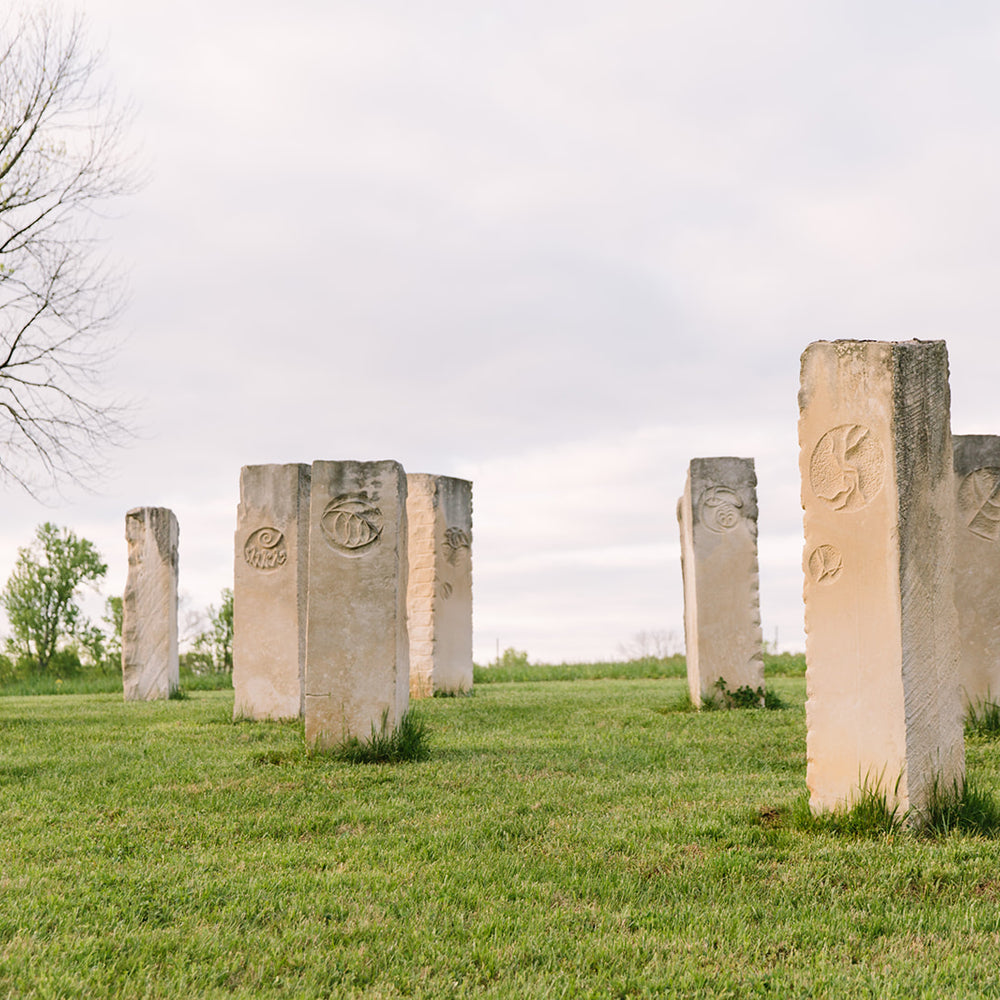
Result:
[474, 650, 806, 684]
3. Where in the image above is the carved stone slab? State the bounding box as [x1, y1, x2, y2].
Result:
[406, 474, 473, 698]
[122, 507, 179, 701]
[304, 460, 409, 747]
[232, 464, 311, 720]
[953, 435, 1000, 709]
[676, 457, 764, 707]
[799, 340, 963, 818]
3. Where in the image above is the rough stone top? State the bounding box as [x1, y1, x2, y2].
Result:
[802, 338, 947, 347]
[954, 435, 1000, 476]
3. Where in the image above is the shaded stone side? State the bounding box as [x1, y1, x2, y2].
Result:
[304, 460, 409, 747]
[953, 435, 1000, 709]
[799, 340, 963, 818]
[122, 507, 179, 701]
[233, 463, 311, 720]
[406, 475, 437, 699]
[677, 457, 764, 707]
[406, 474, 473, 698]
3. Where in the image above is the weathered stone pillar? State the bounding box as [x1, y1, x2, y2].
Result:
[953, 435, 1000, 710]
[122, 507, 179, 701]
[799, 340, 963, 818]
[677, 457, 764, 707]
[304, 460, 409, 747]
[232, 464, 311, 720]
[406, 474, 473, 698]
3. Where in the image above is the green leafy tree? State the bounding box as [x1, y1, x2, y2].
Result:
[191, 588, 233, 673]
[1, 522, 107, 673]
[77, 595, 122, 670]
[207, 588, 233, 673]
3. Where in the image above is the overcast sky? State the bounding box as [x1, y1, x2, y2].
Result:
[2, 1, 1000, 662]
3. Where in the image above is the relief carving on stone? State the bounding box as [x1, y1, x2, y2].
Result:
[244, 527, 287, 570]
[809, 424, 885, 512]
[958, 468, 1000, 541]
[807, 544, 843, 585]
[439, 581, 454, 600]
[698, 485, 744, 533]
[320, 493, 383, 553]
[443, 526, 471, 565]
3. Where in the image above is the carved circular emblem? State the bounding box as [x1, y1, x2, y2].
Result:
[958, 468, 1000, 541]
[807, 544, 843, 585]
[809, 423, 885, 512]
[698, 485, 744, 533]
[320, 493, 383, 553]
[443, 526, 471, 565]
[244, 527, 287, 571]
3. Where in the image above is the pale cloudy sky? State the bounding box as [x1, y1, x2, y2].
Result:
[2, 1, 1000, 661]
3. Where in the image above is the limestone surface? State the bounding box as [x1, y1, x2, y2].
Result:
[233, 464, 311, 720]
[953, 435, 1000, 709]
[406, 474, 473, 697]
[122, 507, 179, 701]
[799, 340, 963, 818]
[677, 457, 764, 707]
[304, 460, 409, 747]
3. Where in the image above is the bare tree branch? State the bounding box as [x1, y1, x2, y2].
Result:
[0, 5, 138, 496]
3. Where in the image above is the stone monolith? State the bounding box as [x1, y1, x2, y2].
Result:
[406, 474, 473, 698]
[953, 435, 1000, 710]
[233, 463, 311, 720]
[799, 340, 963, 818]
[122, 507, 179, 701]
[677, 457, 764, 707]
[304, 460, 409, 747]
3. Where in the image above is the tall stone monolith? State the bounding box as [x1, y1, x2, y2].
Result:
[122, 507, 179, 701]
[406, 474, 473, 698]
[953, 435, 1000, 710]
[233, 464, 311, 720]
[799, 340, 963, 818]
[677, 457, 764, 707]
[304, 460, 409, 747]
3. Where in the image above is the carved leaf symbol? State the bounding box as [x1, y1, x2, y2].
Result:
[321, 494, 383, 551]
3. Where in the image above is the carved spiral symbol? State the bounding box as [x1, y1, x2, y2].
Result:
[253, 528, 281, 549]
[320, 494, 383, 553]
[699, 485, 744, 533]
[244, 527, 287, 570]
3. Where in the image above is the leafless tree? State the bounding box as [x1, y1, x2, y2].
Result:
[0, 6, 136, 495]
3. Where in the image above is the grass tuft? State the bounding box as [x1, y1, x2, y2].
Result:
[325, 708, 430, 764]
[432, 688, 475, 698]
[792, 775, 907, 838]
[965, 696, 1000, 738]
[168, 686, 189, 701]
[918, 774, 1000, 838]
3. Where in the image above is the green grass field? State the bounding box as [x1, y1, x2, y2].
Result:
[2, 671, 1000, 998]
